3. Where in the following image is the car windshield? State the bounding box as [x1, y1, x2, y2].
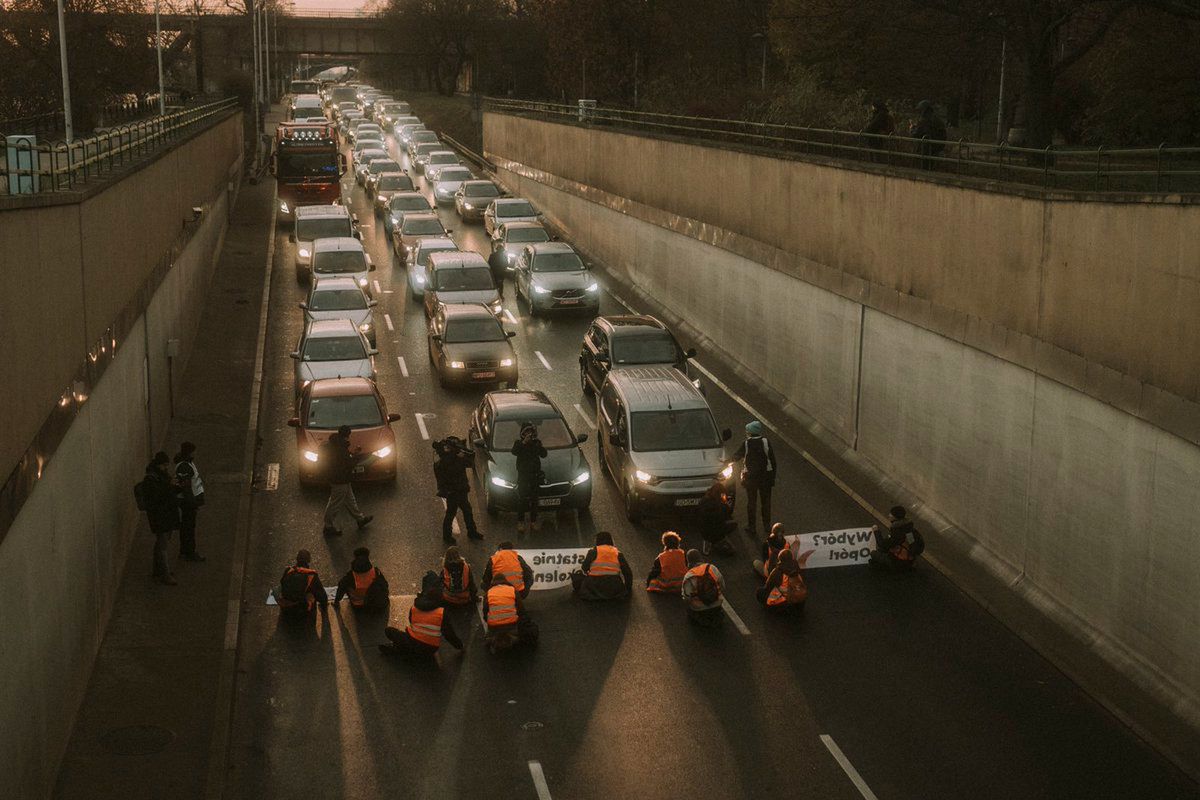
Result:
[390, 196, 430, 211]
[506, 227, 549, 243]
[276, 153, 338, 178]
[438, 168, 473, 182]
[413, 132, 439, 143]
[492, 417, 575, 449]
[313, 250, 366, 274]
[302, 335, 366, 361]
[310, 289, 367, 311]
[612, 334, 678, 365]
[416, 245, 458, 266]
[356, 134, 383, 145]
[443, 317, 506, 343]
[402, 218, 445, 236]
[465, 182, 501, 198]
[435, 267, 493, 291]
[368, 160, 400, 174]
[377, 175, 413, 191]
[498, 201, 535, 218]
[356, 149, 386, 161]
[306, 395, 382, 429]
[429, 154, 457, 165]
[630, 409, 720, 452]
[532, 252, 584, 272]
[296, 218, 351, 241]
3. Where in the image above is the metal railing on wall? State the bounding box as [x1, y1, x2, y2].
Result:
[484, 98, 1200, 195]
[1, 97, 240, 195]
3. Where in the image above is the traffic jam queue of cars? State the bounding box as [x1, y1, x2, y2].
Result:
[280, 82, 738, 521]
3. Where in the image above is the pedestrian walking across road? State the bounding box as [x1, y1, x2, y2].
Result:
[139, 451, 181, 586]
[333, 547, 390, 611]
[571, 531, 634, 600]
[173, 441, 206, 563]
[481, 541, 534, 598]
[321, 425, 373, 537]
[646, 531, 688, 594]
[681, 549, 725, 628]
[733, 420, 777, 536]
[433, 435, 482, 543]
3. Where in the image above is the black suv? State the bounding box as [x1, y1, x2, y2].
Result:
[579, 315, 697, 395]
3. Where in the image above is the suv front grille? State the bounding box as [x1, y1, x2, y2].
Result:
[466, 360, 496, 369]
[554, 289, 585, 299]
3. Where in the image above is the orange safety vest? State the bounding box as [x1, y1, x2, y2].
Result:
[767, 571, 807, 607]
[442, 562, 472, 605]
[406, 606, 444, 647]
[486, 584, 518, 628]
[587, 544, 621, 577]
[890, 538, 914, 562]
[762, 540, 791, 578]
[683, 564, 721, 606]
[490, 550, 526, 592]
[349, 567, 378, 607]
[647, 548, 687, 593]
[279, 566, 318, 611]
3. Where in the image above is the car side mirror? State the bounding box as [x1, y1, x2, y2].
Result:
[386, 413, 402, 423]
[298, 301, 308, 310]
[685, 347, 697, 359]
[368, 348, 379, 356]
[290, 351, 300, 359]
[368, 299, 378, 307]
[369, 261, 376, 272]
[609, 432, 622, 447]
[431, 334, 443, 343]
[721, 428, 732, 441]
[288, 232, 297, 243]
[576, 433, 589, 444]
[287, 417, 300, 427]
[473, 437, 486, 449]
[505, 330, 516, 338]
[353, 230, 362, 240]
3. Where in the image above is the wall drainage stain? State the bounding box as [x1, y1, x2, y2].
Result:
[99, 725, 175, 755]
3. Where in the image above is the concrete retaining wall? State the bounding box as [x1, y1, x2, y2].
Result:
[483, 111, 1200, 769]
[0, 116, 241, 799]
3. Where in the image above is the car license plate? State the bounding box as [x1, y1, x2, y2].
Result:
[538, 497, 562, 507]
[352, 466, 366, 474]
[558, 298, 580, 305]
[675, 497, 701, 507]
[473, 371, 496, 379]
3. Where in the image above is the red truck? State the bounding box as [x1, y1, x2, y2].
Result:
[271, 122, 345, 222]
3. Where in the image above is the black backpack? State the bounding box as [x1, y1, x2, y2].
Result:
[133, 477, 149, 511]
[695, 565, 720, 605]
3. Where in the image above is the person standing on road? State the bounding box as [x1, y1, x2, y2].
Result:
[733, 420, 777, 536]
[333, 546, 390, 611]
[274, 549, 327, 614]
[173, 441, 206, 563]
[142, 451, 181, 585]
[481, 541, 534, 598]
[321, 425, 373, 537]
[571, 531, 634, 600]
[756, 548, 810, 611]
[510, 423, 547, 533]
[681, 549, 726, 628]
[752, 523, 790, 579]
[482, 574, 538, 653]
[697, 480, 737, 556]
[645, 531, 688, 594]
[869, 505, 925, 571]
[380, 572, 464, 659]
[440, 546, 478, 606]
[433, 436, 482, 543]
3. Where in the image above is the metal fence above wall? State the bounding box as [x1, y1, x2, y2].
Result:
[1, 98, 240, 195]
[484, 98, 1200, 195]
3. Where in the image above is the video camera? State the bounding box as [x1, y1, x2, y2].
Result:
[433, 435, 473, 456]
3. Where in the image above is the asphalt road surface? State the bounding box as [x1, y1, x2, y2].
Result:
[223, 115, 1198, 800]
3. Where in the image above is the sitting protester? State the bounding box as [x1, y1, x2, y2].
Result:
[697, 480, 737, 556]
[751, 523, 790, 579]
[645, 531, 688, 594]
[334, 547, 390, 611]
[482, 575, 538, 654]
[481, 541, 535, 598]
[440, 546, 478, 606]
[869, 506, 925, 571]
[681, 549, 725, 628]
[380, 571, 464, 659]
[571, 531, 634, 600]
[756, 549, 810, 611]
[274, 550, 327, 614]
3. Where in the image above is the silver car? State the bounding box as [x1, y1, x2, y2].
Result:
[423, 151, 462, 181]
[292, 205, 357, 282]
[353, 148, 388, 181]
[291, 318, 378, 400]
[409, 138, 443, 166]
[363, 158, 403, 192]
[310, 236, 374, 293]
[398, 124, 430, 147]
[484, 198, 542, 237]
[406, 237, 460, 299]
[513, 242, 599, 315]
[430, 165, 473, 205]
[488, 221, 550, 277]
[300, 276, 378, 347]
[455, 179, 502, 221]
[423, 251, 502, 318]
[373, 173, 418, 213]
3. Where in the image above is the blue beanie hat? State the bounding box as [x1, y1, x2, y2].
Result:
[746, 420, 763, 435]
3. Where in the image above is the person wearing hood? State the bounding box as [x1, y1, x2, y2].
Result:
[751, 523, 790, 579]
[274, 550, 327, 614]
[756, 548, 810, 610]
[334, 546, 390, 611]
[696, 479, 737, 556]
[732, 420, 777, 536]
[869, 505, 925, 571]
[440, 546, 478, 606]
[381, 571, 464, 658]
[141, 451, 181, 585]
[570, 531, 634, 600]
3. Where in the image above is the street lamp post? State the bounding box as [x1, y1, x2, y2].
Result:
[252, 3, 260, 132]
[264, 7, 271, 105]
[995, 35, 1007, 143]
[751, 32, 767, 92]
[55, 0, 74, 142]
[155, 0, 165, 114]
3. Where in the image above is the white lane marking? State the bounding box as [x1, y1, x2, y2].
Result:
[264, 463, 279, 491]
[573, 403, 595, 429]
[535, 350, 552, 370]
[384, 313, 394, 331]
[528, 761, 553, 800]
[503, 309, 518, 324]
[721, 598, 751, 636]
[415, 413, 430, 440]
[440, 498, 461, 534]
[383, 289, 394, 294]
[397, 356, 409, 377]
[820, 735, 880, 800]
[372, 279, 381, 293]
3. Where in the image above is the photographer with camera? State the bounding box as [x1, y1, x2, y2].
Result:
[433, 436, 482, 544]
[510, 423, 547, 533]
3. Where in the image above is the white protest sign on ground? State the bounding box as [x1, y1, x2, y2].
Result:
[265, 586, 339, 605]
[784, 527, 876, 569]
[518, 547, 589, 590]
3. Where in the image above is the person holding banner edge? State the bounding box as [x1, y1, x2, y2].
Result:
[756, 548, 812, 611]
[482, 541, 535, 598]
[571, 531, 634, 600]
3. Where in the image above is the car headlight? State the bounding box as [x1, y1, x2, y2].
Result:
[373, 445, 393, 458]
[415, 274, 425, 284]
[462, 201, 473, 210]
[586, 282, 599, 292]
[300, 380, 312, 390]
[449, 360, 465, 369]
[533, 284, 550, 295]
[357, 277, 368, 287]
[506, 252, 516, 262]
[298, 248, 311, 258]
[359, 321, 372, 332]
[635, 469, 653, 483]
[720, 463, 734, 480]
[499, 358, 514, 367]
[489, 299, 503, 313]
[279, 201, 289, 214]
[303, 450, 319, 463]
[692, 378, 702, 389]
[390, 215, 399, 225]
[491, 475, 516, 489]
[571, 471, 590, 486]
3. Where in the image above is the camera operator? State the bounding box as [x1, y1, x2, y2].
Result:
[434, 436, 482, 543]
[511, 423, 547, 533]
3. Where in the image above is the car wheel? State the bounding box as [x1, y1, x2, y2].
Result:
[411, 283, 421, 301]
[624, 484, 642, 524]
[485, 484, 499, 517]
[597, 440, 609, 477]
[579, 367, 592, 396]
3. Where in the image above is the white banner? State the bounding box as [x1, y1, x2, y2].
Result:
[784, 527, 876, 569]
[519, 547, 589, 590]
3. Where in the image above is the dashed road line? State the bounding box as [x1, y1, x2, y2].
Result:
[397, 356, 409, 377]
[384, 313, 394, 331]
[503, 309, 518, 325]
[820, 735, 879, 800]
[415, 413, 430, 440]
[527, 760, 553, 800]
[721, 598, 751, 636]
[372, 279, 381, 293]
[535, 350, 552, 370]
[573, 403, 595, 429]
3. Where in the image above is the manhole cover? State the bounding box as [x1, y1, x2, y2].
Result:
[521, 721, 544, 731]
[99, 725, 175, 755]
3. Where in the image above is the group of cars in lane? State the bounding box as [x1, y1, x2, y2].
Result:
[280, 81, 738, 524]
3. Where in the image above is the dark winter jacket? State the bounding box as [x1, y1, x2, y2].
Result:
[319, 434, 357, 484]
[142, 464, 179, 534]
[576, 546, 634, 600]
[734, 435, 777, 487]
[410, 589, 464, 650]
[863, 107, 895, 137]
[434, 450, 472, 496]
[334, 554, 390, 607]
[696, 492, 735, 543]
[510, 437, 547, 483]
